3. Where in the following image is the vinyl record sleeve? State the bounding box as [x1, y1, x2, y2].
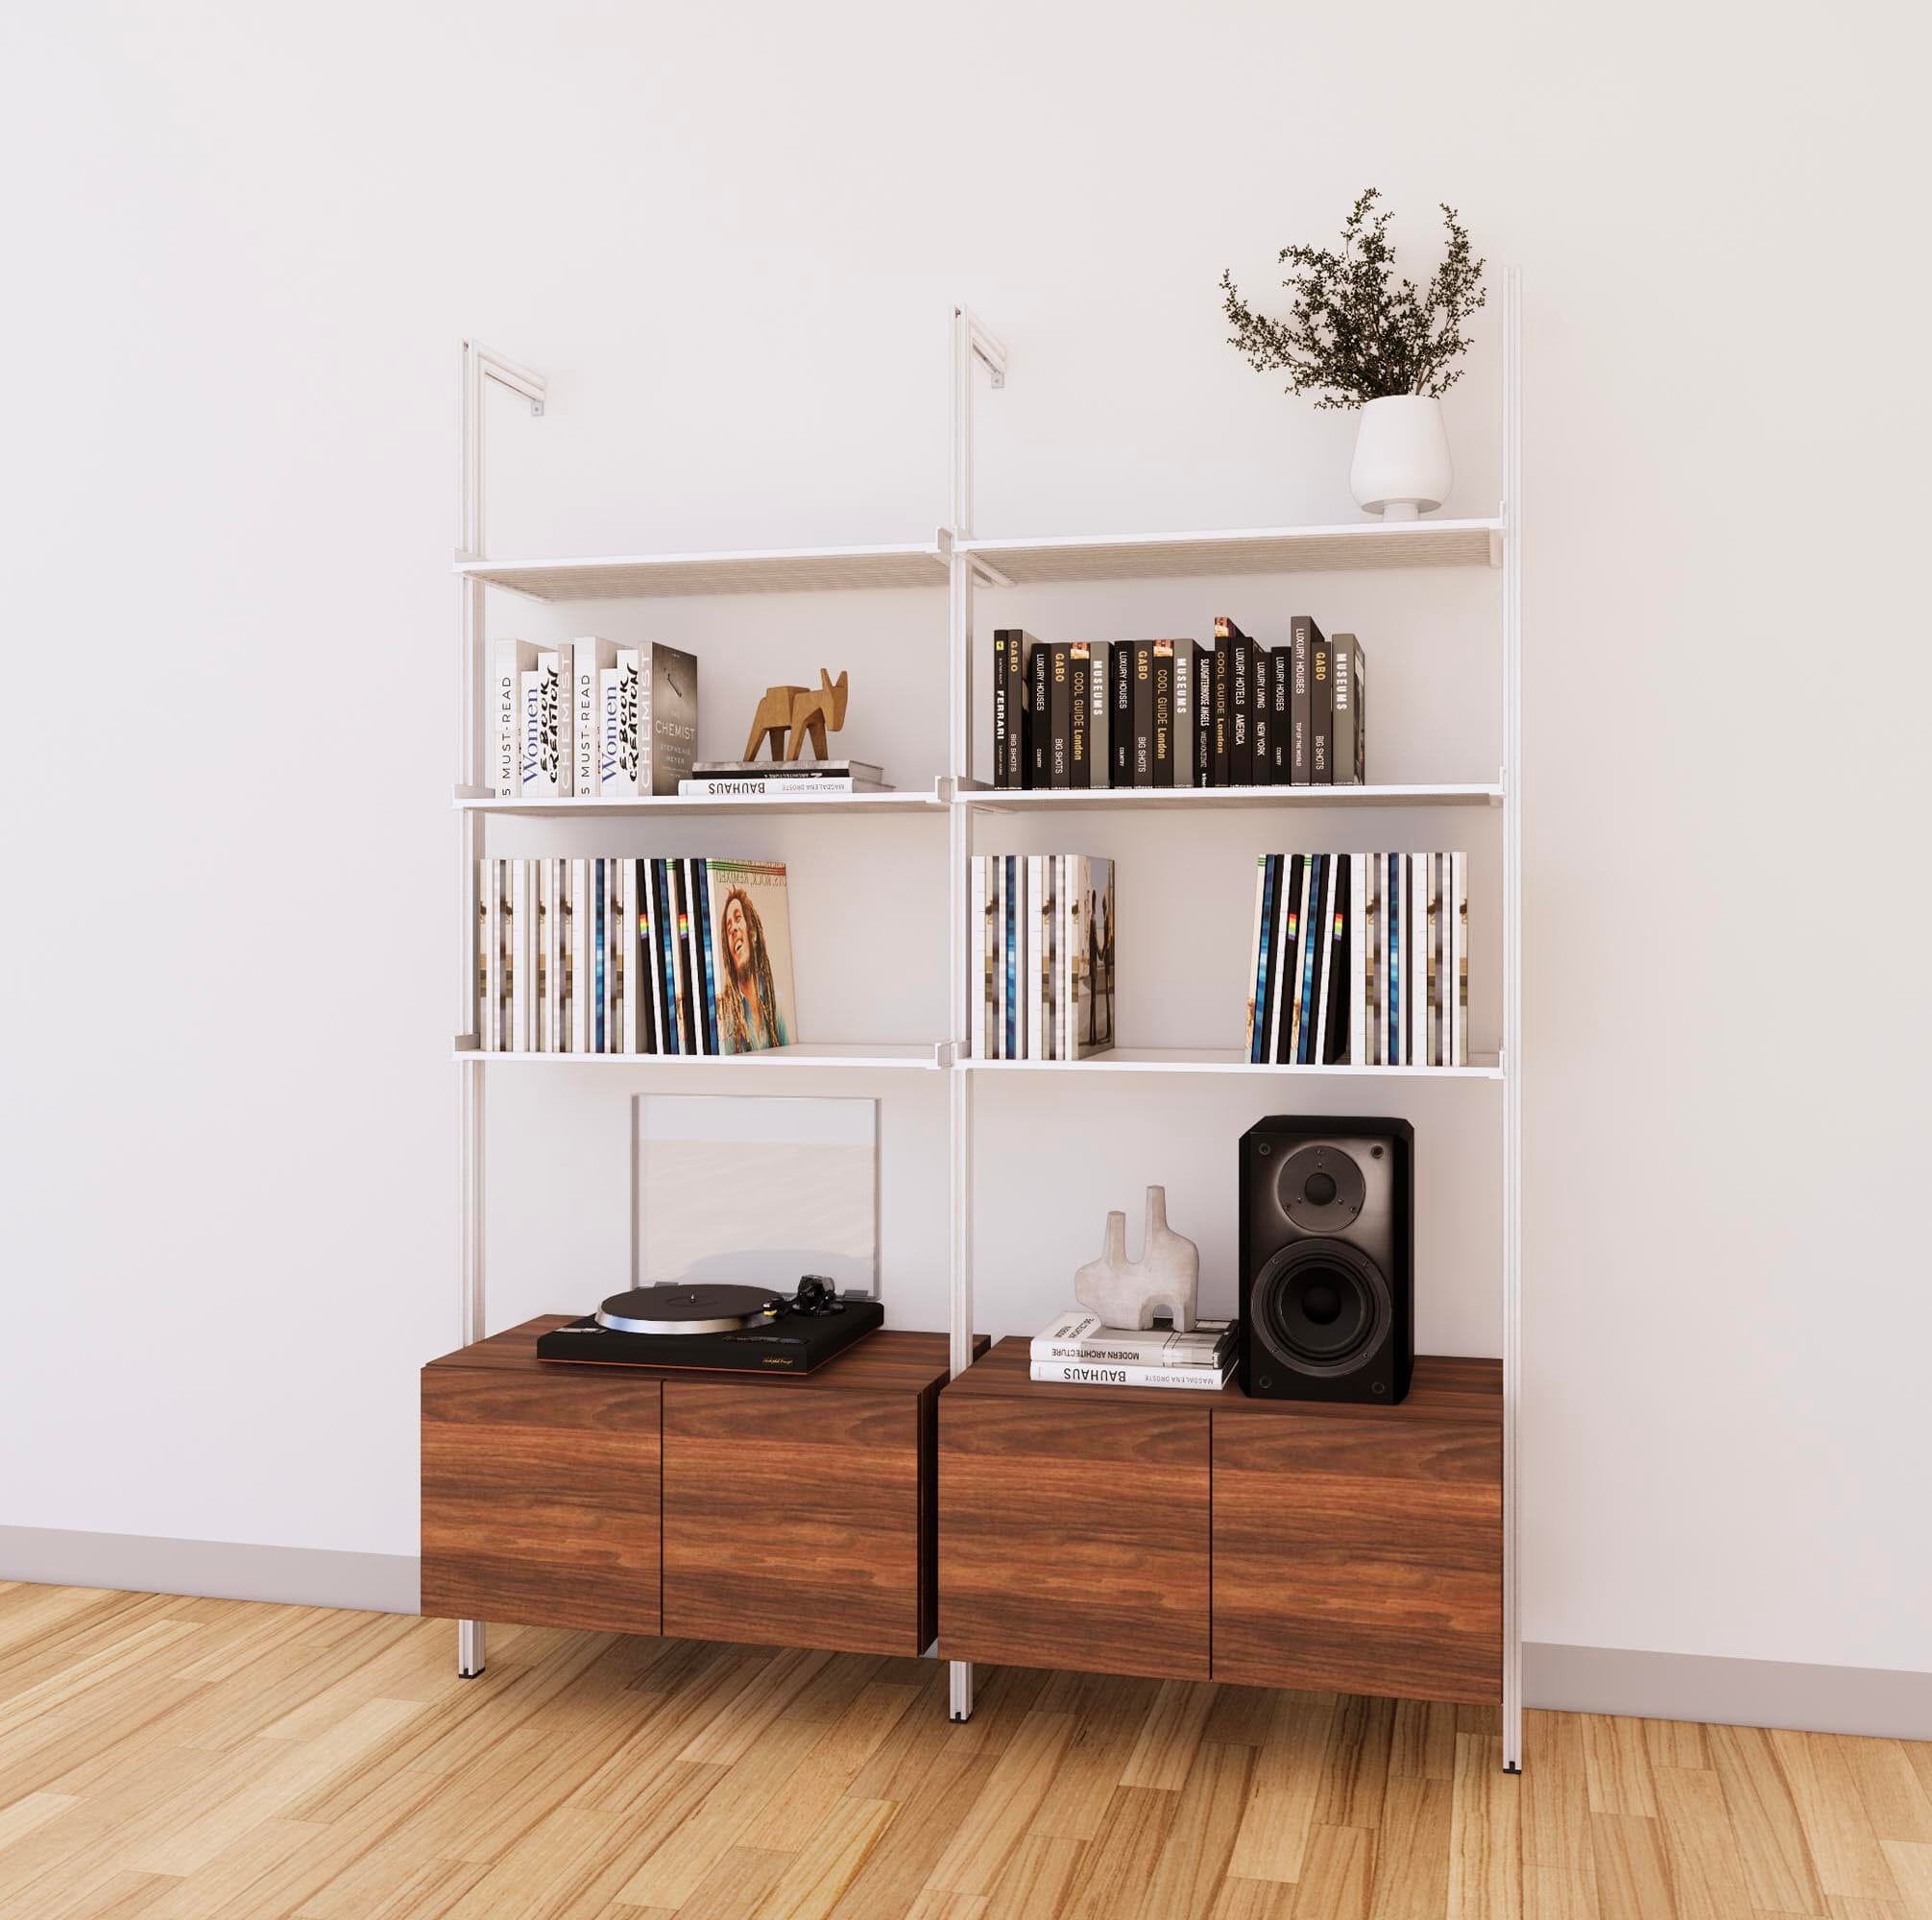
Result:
[704, 860, 796, 1054]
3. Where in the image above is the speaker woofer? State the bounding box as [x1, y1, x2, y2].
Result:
[1250, 1238, 1391, 1377]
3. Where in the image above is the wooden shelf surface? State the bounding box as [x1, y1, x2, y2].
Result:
[430, 1314, 980, 1392]
[949, 1335, 1502, 1423]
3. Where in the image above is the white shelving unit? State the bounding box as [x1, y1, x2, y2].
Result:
[452, 284, 1524, 1766]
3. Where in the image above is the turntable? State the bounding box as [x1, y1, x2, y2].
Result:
[534, 1275, 883, 1375]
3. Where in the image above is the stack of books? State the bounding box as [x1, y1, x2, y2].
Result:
[476, 856, 797, 1057]
[990, 616, 1365, 790]
[1244, 851, 1468, 1068]
[495, 638, 698, 800]
[972, 854, 1115, 1061]
[1029, 1312, 1237, 1390]
[678, 757, 891, 799]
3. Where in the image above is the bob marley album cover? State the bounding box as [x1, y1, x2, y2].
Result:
[704, 860, 797, 1053]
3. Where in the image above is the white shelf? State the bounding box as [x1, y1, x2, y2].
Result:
[454, 1040, 940, 1069]
[964, 1047, 1503, 1079]
[455, 541, 947, 601]
[455, 787, 945, 819]
[962, 780, 1502, 812]
[959, 517, 1504, 585]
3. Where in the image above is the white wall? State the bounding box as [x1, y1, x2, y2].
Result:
[4, 0, 1927, 1682]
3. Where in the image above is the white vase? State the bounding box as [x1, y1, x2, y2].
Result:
[1349, 395, 1453, 521]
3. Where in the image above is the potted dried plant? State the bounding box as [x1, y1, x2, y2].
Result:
[1221, 190, 1486, 519]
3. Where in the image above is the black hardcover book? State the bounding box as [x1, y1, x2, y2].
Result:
[1331, 633, 1364, 784]
[1171, 641, 1196, 789]
[1151, 640, 1175, 787]
[632, 858, 658, 1056]
[1211, 640, 1230, 786]
[1085, 641, 1111, 786]
[1112, 641, 1132, 784]
[1270, 647, 1291, 781]
[1310, 632, 1333, 783]
[1289, 614, 1324, 785]
[1273, 852, 1306, 1062]
[1068, 644, 1092, 787]
[1251, 646, 1272, 783]
[1048, 643, 1073, 787]
[1252, 852, 1285, 1063]
[993, 628, 1030, 789]
[1030, 639, 1052, 789]
[1130, 641, 1154, 785]
[1196, 650, 1213, 784]
[1226, 623, 1251, 785]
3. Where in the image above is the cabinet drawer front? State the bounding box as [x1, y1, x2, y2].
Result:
[939, 1396, 1211, 1681]
[421, 1369, 662, 1635]
[662, 1384, 925, 1655]
[1212, 1413, 1501, 1703]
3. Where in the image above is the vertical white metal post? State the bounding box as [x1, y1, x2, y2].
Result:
[1499, 270, 1524, 1770]
[455, 341, 544, 1681]
[947, 306, 1004, 1722]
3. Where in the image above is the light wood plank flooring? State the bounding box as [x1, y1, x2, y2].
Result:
[0, 1583, 1926, 1918]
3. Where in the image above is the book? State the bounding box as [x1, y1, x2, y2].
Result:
[1048, 644, 1072, 787]
[1151, 640, 1174, 786]
[479, 860, 500, 1049]
[1320, 853, 1351, 1064]
[1075, 857, 1115, 1056]
[1026, 853, 1045, 1061]
[1171, 640, 1196, 789]
[1452, 851, 1468, 1066]
[1251, 647, 1272, 784]
[569, 859, 591, 1052]
[1003, 854, 1019, 1058]
[606, 856, 626, 1054]
[617, 857, 640, 1054]
[1363, 852, 1382, 1067]
[517, 669, 542, 794]
[532, 650, 571, 800]
[1270, 648, 1291, 781]
[1085, 642, 1111, 788]
[1245, 856, 1269, 1063]
[632, 858, 658, 1056]
[1331, 635, 1364, 784]
[676, 777, 891, 798]
[972, 857, 990, 1060]
[1220, 617, 1251, 784]
[1030, 639, 1051, 788]
[1130, 641, 1153, 785]
[651, 858, 681, 1055]
[572, 639, 615, 796]
[1068, 644, 1092, 787]
[1253, 854, 1286, 1065]
[1029, 1359, 1234, 1390]
[1030, 1311, 1236, 1366]
[694, 757, 884, 781]
[1195, 652, 1213, 786]
[1387, 852, 1403, 1066]
[1211, 639, 1229, 786]
[992, 630, 1019, 787]
[1349, 855, 1367, 1068]
[559, 860, 576, 1050]
[1271, 853, 1304, 1064]
[1410, 850, 1427, 1068]
[494, 641, 538, 797]
[539, 858, 560, 1052]
[1112, 641, 1132, 784]
[1310, 631, 1333, 783]
[1289, 616, 1321, 784]
[705, 860, 796, 1053]
[601, 643, 698, 797]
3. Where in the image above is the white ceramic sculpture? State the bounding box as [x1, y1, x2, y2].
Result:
[1074, 1186, 1200, 1332]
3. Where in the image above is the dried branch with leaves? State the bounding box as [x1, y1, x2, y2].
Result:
[1220, 190, 1486, 410]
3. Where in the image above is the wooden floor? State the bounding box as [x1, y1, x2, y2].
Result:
[0, 1585, 1927, 1919]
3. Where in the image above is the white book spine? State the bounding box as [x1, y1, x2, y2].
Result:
[556, 859, 573, 1051]
[597, 667, 627, 796]
[606, 858, 623, 1052]
[609, 648, 645, 796]
[1055, 854, 1070, 1062]
[535, 860, 552, 1052]
[493, 640, 535, 797]
[1311, 856, 1335, 1066]
[1452, 850, 1468, 1067]
[1350, 855, 1366, 1067]
[531, 651, 567, 801]
[572, 639, 613, 796]
[1029, 1361, 1232, 1391]
[518, 670, 543, 796]
[479, 859, 498, 1050]
[506, 860, 526, 1051]
[993, 857, 1006, 1060]
[675, 777, 887, 798]
[638, 644, 655, 798]
[568, 859, 590, 1053]
[1410, 852, 1427, 1068]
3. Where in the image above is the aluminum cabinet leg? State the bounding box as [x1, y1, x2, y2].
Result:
[457, 1619, 486, 1679]
[949, 1659, 974, 1722]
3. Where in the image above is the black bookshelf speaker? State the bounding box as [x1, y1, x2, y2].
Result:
[1239, 1116, 1414, 1404]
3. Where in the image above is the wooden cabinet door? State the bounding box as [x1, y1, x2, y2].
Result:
[661, 1383, 927, 1655]
[421, 1368, 662, 1635]
[939, 1396, 1211, 1680]
[1212, 1411, 1501, 1703]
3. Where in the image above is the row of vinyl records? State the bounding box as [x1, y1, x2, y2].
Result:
[475, 857, 798, 1056]
[1246, 851, 1469, 1068]
[973, 855, 1118, 1061]
[991, 615, 1366, 790]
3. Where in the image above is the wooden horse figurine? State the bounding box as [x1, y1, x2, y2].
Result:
[785, 669, 849, 762]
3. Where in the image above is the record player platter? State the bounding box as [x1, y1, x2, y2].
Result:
[594, 1283, 784, 1335]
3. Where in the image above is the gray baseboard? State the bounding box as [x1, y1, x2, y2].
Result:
[1527, 1641, 1932, 1740]
[0, 1526, 419, 1617]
